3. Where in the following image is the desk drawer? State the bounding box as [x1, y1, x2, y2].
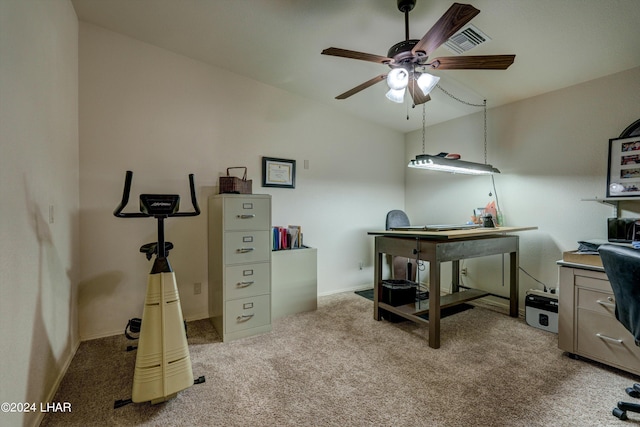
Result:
[225, 263, 270, 300]
[577, 309, 640, 370]
[224, 231, 270, 264]
[574, 272, 610, 292]
[224, 198, 270, 230]
[577, 288, 616, 317]
[225, 294, 270, 333]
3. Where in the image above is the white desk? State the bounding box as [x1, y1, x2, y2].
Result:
[368, 226, 537, 348]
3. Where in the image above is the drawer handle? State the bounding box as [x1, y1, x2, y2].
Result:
[596, 299, 616, 308]
[237, 281, 254, 288]
[237, 214, 255, 219]
[596, 333, 623, 344]
[237, 247, 255, 253]
[237, 314, 255, 322]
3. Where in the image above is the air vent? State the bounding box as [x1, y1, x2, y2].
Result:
[444, 24, 491, 55]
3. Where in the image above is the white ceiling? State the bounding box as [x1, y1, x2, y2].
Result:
[71, 0, 640, 133]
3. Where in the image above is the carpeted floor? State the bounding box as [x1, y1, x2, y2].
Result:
[41, 291, 639, 426]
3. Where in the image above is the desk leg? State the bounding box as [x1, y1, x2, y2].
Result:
[509, 248, 519, 317]
[451, 260, 460, 293]
[429, 260, 441, 349]
[374, 247, 382, 321]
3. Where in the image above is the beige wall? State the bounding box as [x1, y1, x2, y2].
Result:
[78, 23, 405, 340]
[4, 2, 640, 417]
[405, 66, 640, 306]
[0, 1, 79, 426]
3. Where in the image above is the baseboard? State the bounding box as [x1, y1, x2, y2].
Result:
[31, 338, 81, 427]
[185, 311, 210, 322]
[80, 311, 212, 342]
[318, 283, 372, 297]
[470, 296, 526, 319]
[80, 328, 124, 341]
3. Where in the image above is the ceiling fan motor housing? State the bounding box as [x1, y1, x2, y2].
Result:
[387, 39, 424, 66]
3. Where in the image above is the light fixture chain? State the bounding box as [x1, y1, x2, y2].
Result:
[435, 84, 488, 164]
[435, 84, 485, 107]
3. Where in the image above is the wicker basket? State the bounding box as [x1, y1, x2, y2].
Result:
[219, 167, 252, 194]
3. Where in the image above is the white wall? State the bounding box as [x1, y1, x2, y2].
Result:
[0, 1, 79, 426]
[405, 66, 640, 307]
[78, 23, 405, 340]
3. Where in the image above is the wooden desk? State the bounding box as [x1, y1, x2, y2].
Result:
[368, 226, 537, 348]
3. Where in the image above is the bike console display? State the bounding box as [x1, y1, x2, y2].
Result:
[140, 194, 180, 216]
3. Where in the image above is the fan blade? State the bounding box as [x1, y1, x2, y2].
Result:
[335, 74, 387, 100]
[412, 3, 480, 57]
[322, 47, 392, 64]
[407, 83, 431, 106]
[428, 55, 516, 70]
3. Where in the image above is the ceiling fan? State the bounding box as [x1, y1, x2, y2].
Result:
[321, 1, 515, 105]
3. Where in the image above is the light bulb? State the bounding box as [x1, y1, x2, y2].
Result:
[386, 88, 406, 103]
[386, 68, 409, 90]
[417, 72, 440, 95]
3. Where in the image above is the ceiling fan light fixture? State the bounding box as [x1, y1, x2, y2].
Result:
[385, 87, 406, 103]
[416, 72, 440, 96]
[386, 68, 409, 90]
[322, 2, 515, 103]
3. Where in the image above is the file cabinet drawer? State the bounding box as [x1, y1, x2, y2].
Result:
[225, 294, 270, 333]
[577, 308, 640, 370]
[577, 288, 616, 317]
[223, 197, 270, 230]
[225, 263, 270, 300]
[224, 231, 270, 264]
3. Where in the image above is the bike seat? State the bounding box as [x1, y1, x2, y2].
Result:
[139, 242, 173, 260]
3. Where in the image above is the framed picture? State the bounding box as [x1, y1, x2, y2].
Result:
[620, 118, 640, 138]
[262, 157, 296, 189]
[607, 136, 640, 197]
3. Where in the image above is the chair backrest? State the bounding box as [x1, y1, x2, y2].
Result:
[599, 244, 640, 346]
[386, 210, 410, 230]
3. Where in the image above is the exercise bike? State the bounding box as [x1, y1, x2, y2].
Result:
[113, 170, 204, 407]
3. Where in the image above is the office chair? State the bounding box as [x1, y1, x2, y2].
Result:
[598, 244, 640, 420]
[385, 210, 417, 281]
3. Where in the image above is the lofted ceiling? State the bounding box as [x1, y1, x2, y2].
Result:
[71, 0, 640, 133]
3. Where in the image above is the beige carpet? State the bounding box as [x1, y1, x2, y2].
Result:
[41, 292, 638, 426]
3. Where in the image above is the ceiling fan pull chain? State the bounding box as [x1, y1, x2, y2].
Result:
[422, 103, 426, 154]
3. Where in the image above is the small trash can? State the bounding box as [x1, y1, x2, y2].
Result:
[381, 279, 418, 322]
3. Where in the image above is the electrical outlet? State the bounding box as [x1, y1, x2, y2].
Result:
[461, 268, 468, 276]
[194, 282, 202, 295]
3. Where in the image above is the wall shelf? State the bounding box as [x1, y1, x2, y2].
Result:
[582, 197, 640, 218]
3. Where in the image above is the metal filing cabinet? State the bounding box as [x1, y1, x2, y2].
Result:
[208, 194, 272, 341]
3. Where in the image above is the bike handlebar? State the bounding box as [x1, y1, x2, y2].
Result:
[113, 170, 200, 218]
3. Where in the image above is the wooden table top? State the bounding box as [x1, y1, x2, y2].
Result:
[367, 226, 538, 240]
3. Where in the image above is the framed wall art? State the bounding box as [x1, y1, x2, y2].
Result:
[262, 157, 296, 189]
[607, 136, 640, 198]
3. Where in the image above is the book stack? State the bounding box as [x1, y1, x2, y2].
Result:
[272, 225, 303, 250]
